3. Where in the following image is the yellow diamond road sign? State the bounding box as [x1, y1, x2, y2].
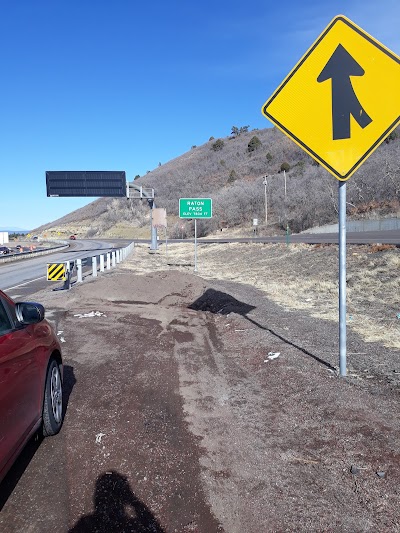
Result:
[262, 15, 400, 181]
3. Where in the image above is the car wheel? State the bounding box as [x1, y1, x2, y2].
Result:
[42, 359, 63, 436]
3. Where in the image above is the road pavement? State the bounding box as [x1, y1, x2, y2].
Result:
[1, 231, 398, 296]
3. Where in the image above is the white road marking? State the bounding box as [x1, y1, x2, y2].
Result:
[5, 276, 46, 291]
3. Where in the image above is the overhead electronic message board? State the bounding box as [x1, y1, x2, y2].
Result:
[46, 171, 127, 197]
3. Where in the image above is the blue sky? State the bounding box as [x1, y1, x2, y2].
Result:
[1, 0, 399, 230]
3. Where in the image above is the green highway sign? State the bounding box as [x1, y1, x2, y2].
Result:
[179, 198, 212, 219]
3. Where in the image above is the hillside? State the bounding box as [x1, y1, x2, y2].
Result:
[34, 127, 400, 239]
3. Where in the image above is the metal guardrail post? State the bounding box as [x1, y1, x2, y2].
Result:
[116, 250, 120, 264]
[63, 261, 73, 290]
[106, 253, 111, 270]
[76, 259, 83, 282]
[112, 251, 116, 267]
[92, 256, 97, 277]
[100, 254, 105, 272]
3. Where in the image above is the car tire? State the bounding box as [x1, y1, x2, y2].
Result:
[42, 359, 63, 436]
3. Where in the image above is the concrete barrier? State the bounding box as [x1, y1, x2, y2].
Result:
[303, 218, 400, 234]
[0, 243, 69, 264]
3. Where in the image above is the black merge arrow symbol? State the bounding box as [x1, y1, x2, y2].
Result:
[317, 44, 372, 140]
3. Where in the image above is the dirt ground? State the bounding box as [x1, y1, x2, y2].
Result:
[1, 242, 399, 532]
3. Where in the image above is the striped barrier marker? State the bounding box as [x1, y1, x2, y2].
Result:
[47, 263, 66, 281]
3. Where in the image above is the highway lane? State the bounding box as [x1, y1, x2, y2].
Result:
[138, 229, 400, 246]
[1, 230, 398, 299]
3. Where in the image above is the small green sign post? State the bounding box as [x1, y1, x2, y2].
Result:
[179, 198, 212, 272]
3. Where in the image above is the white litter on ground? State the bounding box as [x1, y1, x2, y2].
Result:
[56, 331, 66, 342]
[74, 311, 107, 318]
[264, 352, 281, 362]
[56, 331, 66, 343]
[95, 432, 106, 444]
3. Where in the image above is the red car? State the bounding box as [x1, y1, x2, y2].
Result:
[69, 235, 76, 240]
[0, 290, 63, 483]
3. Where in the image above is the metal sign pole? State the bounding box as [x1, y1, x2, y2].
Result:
[263, 177, 268, 224]
[194, 219, 198, 272]
[151, 224, 158, 250]
[339, 181, 347, 376]
[150, 201, 158, 251]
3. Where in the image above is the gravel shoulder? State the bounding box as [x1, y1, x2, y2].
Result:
[1, 242, 399, 532]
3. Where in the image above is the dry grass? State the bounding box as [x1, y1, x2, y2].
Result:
[122, 242, 400, 350]
[368, 243, 396, 253]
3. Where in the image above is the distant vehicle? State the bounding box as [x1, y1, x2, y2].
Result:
[16, 245, 23, 250]
[0, 246, 11, 255]
[69, 235, 76, 240]
[32, 236, 38, 240]
[0, 290, 63, 483]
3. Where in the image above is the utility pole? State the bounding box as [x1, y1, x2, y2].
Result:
[283, 170, 287, 197]
[263, 176, 268, 224]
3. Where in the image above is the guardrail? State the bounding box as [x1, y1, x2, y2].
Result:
[51, 242, 135, 290]
[0, 242, 70, 264]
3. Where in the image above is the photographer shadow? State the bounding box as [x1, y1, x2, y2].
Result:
[69, 471, 165, 533]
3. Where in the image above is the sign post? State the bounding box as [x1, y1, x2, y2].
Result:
[262, 15, 400, 376]
[194, 219, 198, 272]
[179, 198, 212, 272]
[338, 182, 347, 375]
